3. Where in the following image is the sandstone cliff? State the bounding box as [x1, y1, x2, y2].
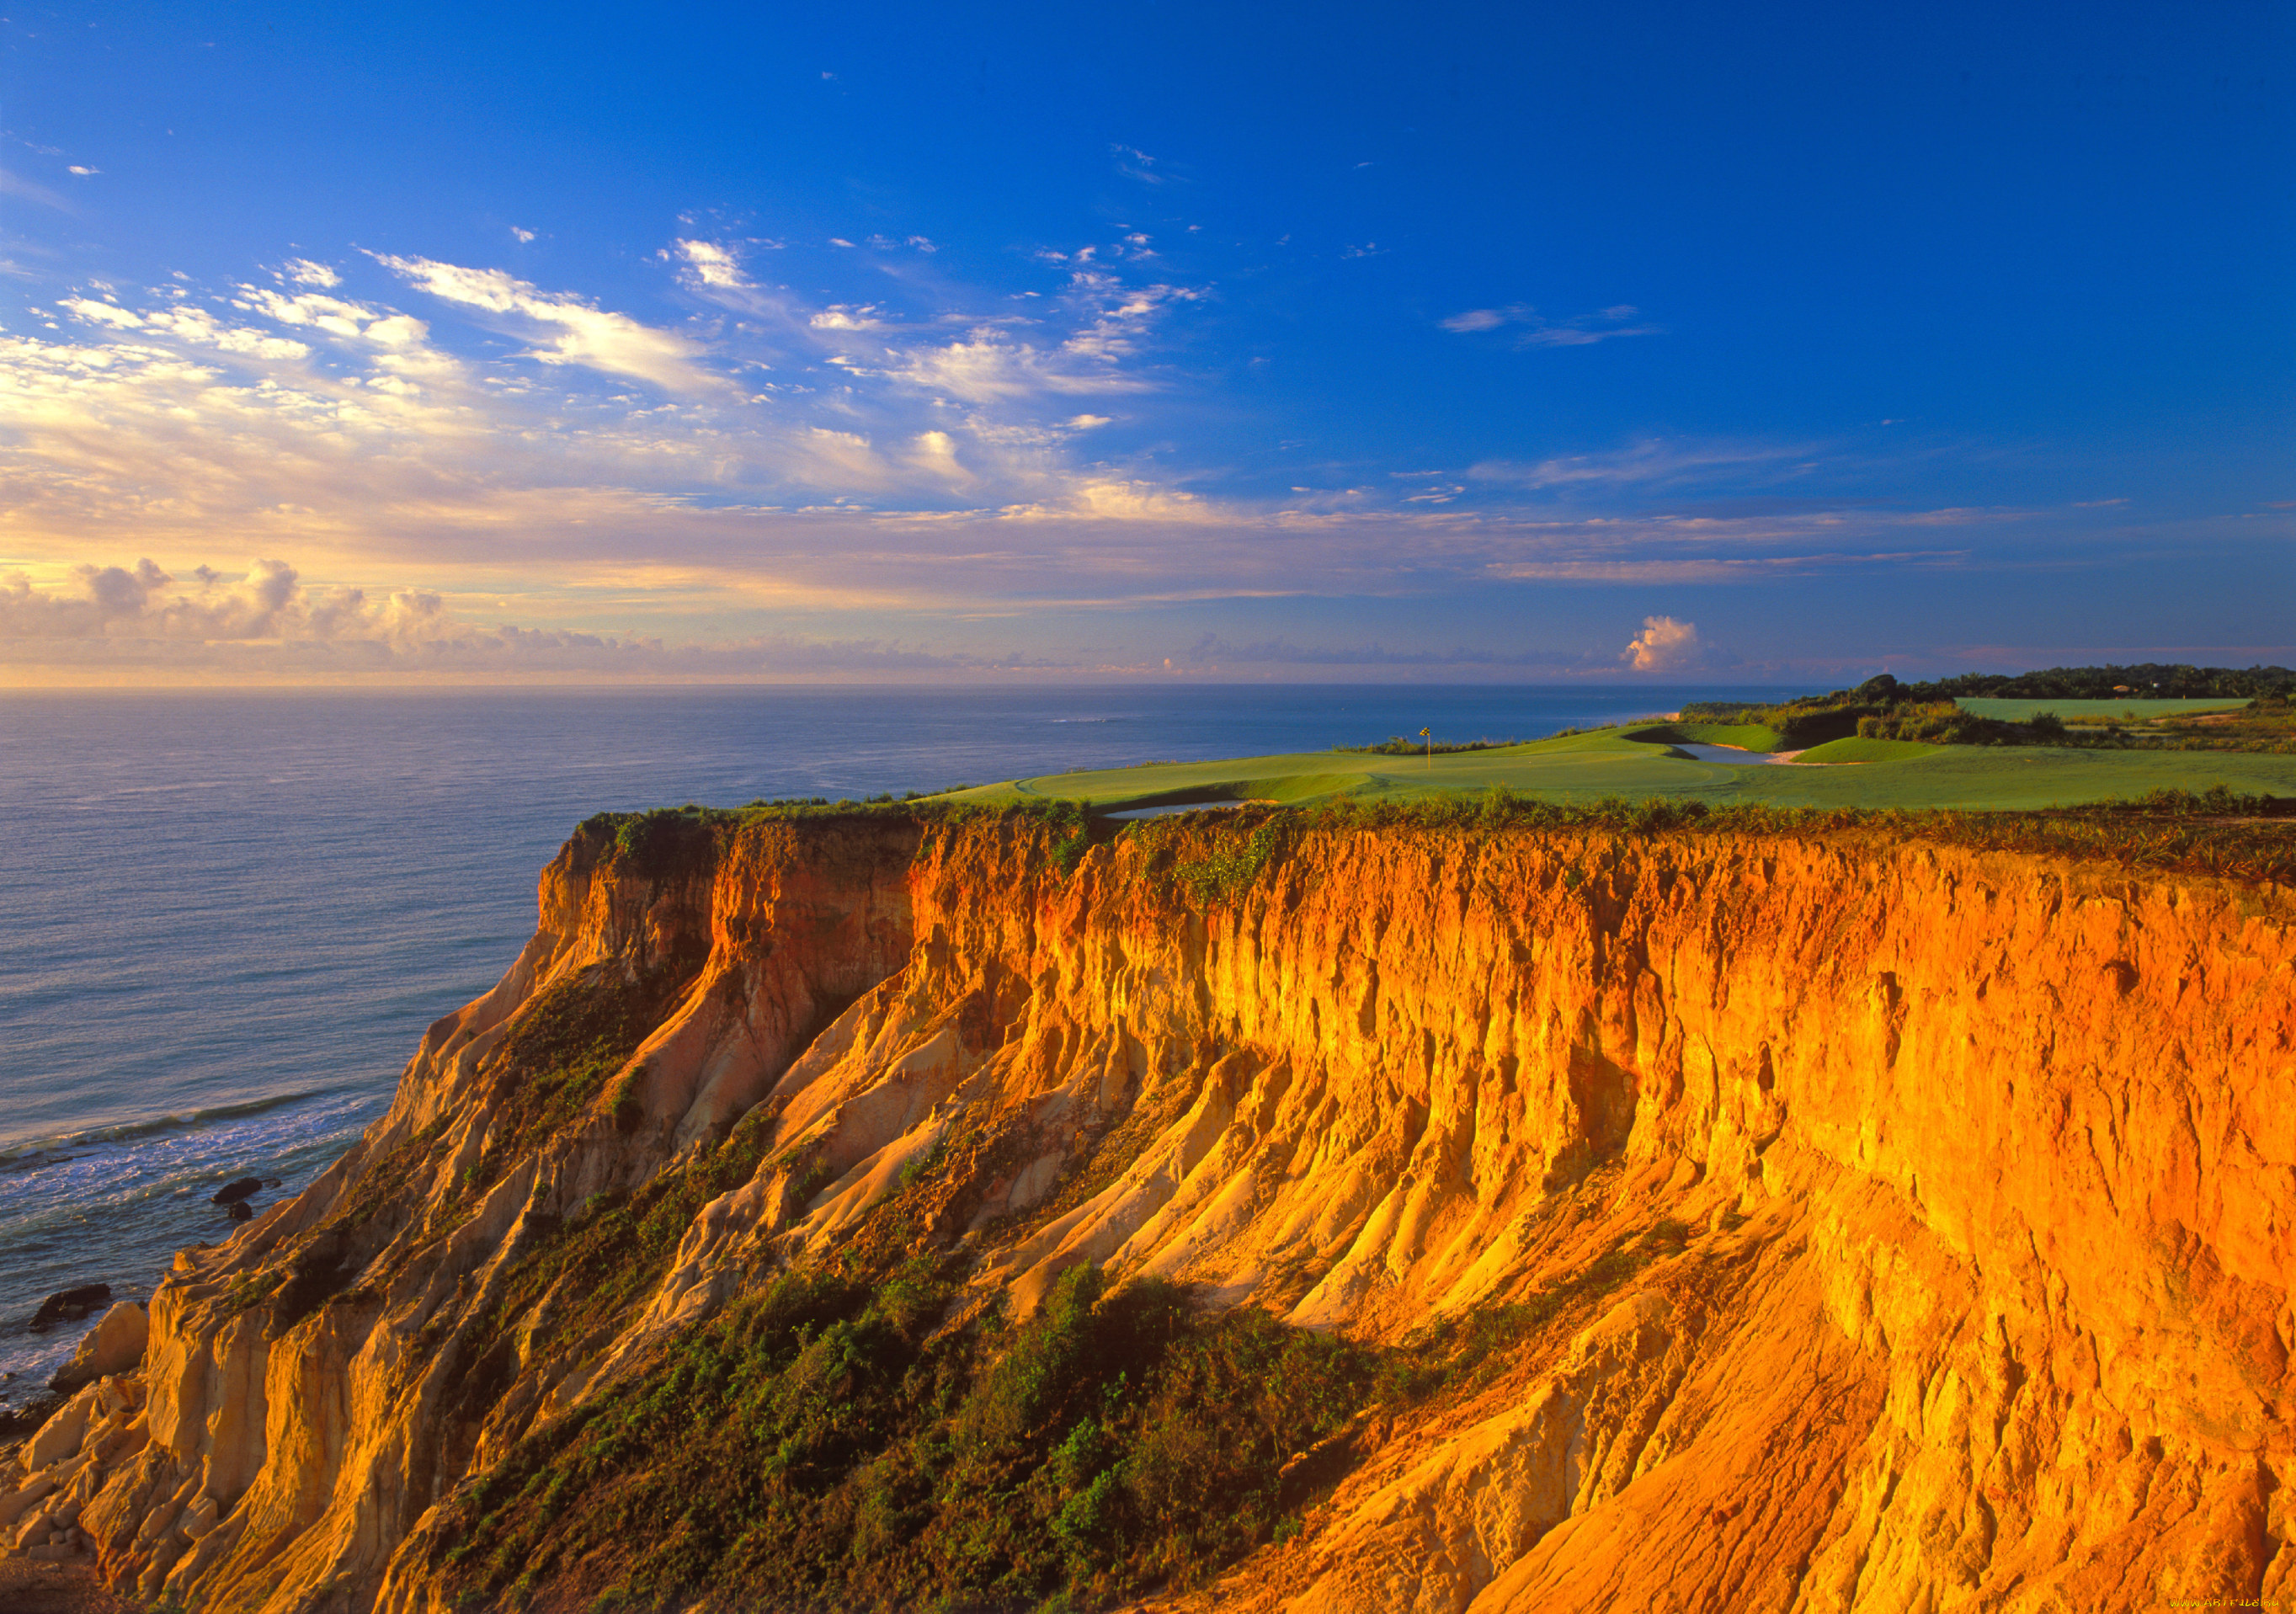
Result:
[6, 806, 2291, 1612]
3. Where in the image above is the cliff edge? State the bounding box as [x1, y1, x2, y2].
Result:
[6, 806, 2291, 1612]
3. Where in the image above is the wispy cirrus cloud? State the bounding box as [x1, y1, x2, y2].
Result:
[1180, 632, 1589, 671]
[0, 234, 2123, 682]
[1468, 437, 1813, 492]
[0, 168, 72, 212]
[878, 332, 1151, 402]
[372, 253, 727, 392]
[0, 243, 1227, 605]
[1486, 551, 1969, 583]
[1112, 144, 1173, 185]
[1440, 302, 1661, 349]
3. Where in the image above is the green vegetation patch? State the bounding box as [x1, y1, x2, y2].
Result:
[474, 972, 689, 1185]
[1111, 787, 2296, 891]
[317, 1116, 453, 1241]
[441, 1105, 791, 1396]
[431, 1262, 1378, 1614]
[1958, 697, 2254, 722]
[1337, 735, 1520, 757]
[575, 805, 738, 882]
[1171, 822, 1287, 907]
[1884, 662, 2292, 704]
[1626, 722, 1784, 753]
[429, 1202, 1700, 1614]
[997, 728, 2296, 812]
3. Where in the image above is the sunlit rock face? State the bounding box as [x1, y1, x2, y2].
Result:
[8, 810, 2290, 1613]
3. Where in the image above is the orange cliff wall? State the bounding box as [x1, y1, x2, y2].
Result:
[5, 814, 2292, 1613]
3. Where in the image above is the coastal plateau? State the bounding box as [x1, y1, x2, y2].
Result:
[5, 803, 2293, 1612]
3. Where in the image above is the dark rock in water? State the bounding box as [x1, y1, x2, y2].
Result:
[28, 1284, 110, 1333]
[210, 1177, 263, 1206]
[226, 1201, 253, 1222]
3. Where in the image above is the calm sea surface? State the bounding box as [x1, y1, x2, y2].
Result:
[0, 684, 1791, 1394]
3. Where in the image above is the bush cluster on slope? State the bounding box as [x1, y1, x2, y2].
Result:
[430, 1262, 1380, 1614]
[1891, 662, 2294, 702]
[1681, 668, 2296, 754]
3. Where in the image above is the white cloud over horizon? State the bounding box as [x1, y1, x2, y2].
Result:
[1622, 615, 1699, 671]
[0, 556, 1000, 681]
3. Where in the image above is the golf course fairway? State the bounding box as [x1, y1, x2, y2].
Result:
[950, 724, 2296, 812]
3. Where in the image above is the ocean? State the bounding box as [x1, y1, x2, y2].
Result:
[0, 683, 1793, 1398]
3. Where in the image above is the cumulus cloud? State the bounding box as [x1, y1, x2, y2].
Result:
[56, 297, 144, 329]
[674, 239, 751, 289]
[0, 557, 464, 647]
[59, 298, 312, 360]
[0, 555, 1015, 680]
[811, 304, 889, 332]
[1622, 615, 1699, 671]
[228, 284, 431, 350]
[908, 430, 970, 484]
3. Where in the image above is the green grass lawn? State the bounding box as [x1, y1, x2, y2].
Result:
[1624, 721, 1785, 752]
[1958, 696, 2252, 722]
[956, 722, 2296, 812]
[1790, 737, 1941, 764]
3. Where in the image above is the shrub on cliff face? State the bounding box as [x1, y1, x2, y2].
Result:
[590, 804, 728, 881]
[472, 973, 682, 1185]
[1043, 797, 1092, 875]
[1128, 787, 2296, 891]
[1132, 815, 1290, 908]
[432, 1260, 1379, 1613]
[428, 1220, 1686, 1614]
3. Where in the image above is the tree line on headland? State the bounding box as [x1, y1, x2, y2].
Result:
[1681, 664, 2295, 753]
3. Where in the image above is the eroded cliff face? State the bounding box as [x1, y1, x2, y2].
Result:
[7, 810, 2292, 1613]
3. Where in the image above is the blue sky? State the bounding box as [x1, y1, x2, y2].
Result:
[0, 0, 2287, 683]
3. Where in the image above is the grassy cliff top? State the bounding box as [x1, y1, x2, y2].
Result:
[946, 722, 2296, 814]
